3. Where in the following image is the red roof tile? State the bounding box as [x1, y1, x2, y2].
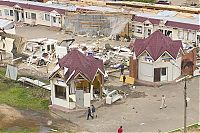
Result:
[58, 49, 104, 82]
[132, 16, 161, 25]
[165, 21, 200, 31]
[131, 30, 182, 61]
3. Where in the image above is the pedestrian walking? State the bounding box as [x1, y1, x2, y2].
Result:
[91, 105, 97, 118]
[120, 64, 124, 75]
[123, 75, 126, 85]
[87, 107, 93, 120]
[160, 95, 167, 109]
[118, 126, 123, 133]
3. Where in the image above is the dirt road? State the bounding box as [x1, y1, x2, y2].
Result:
[0, 104, 79, 132]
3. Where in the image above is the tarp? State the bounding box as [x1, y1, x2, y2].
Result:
[5, 65, 17, 80]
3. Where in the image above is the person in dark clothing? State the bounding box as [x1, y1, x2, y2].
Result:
[120, 64, 124, 75]
[91, 105, 97, 118]
[87, 107, 93, 120]
[123, 75, 126, 84]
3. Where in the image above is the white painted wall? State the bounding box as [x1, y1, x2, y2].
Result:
[84, 93, 91, 107]
[0, 38, 14, 52]
[0, 6, 62, 28]
[138, 52, 154, 82]
[51, 78, 70, 108]
[132, 20, 199, 46]
[51, 77, 93, 109]
[138, 52, 182, 82]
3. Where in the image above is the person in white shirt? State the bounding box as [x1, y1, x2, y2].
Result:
[160, 95, 167, 109]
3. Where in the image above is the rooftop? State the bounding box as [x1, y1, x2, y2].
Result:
[135, 10, 199, 25]
[130, 30, 183, 61]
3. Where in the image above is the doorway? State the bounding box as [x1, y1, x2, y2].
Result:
[75, 90, 84, 107]
[154, 68, 161, 82]
[14, 10, 19, 21]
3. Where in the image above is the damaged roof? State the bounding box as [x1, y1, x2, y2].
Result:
[132, 11, 200, 31]
[50, 49, 104, 82]
[130, 30, 182, 61]
[0, 0, 76, 14]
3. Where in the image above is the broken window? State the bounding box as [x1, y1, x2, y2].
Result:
[47, 45, 50, 51]
[44, 13, 50, 21]
[55, 85, 66, 99]
[159, 29, 163, 33]
[10, 10, 13, 16]
[52, 17, 56, 23]
[51, 44, 55, 50]
[4, 9, 9, 16]
[136, 26, 142, 34]
[26, 12, 31, 19]
[147, 29, 151, 35]
[31, 13, 36, 20]
[58, 18, 61, 24]
[165, 30, 172, 37]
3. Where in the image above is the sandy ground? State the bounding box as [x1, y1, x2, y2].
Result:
[11, 23, 199, 132]
[56, 77, 199, 132]
[0, 104, 79, 132]
[168, 0, 187, 5]
[0, 104, 36, 129]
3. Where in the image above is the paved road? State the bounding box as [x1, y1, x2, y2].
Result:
[66, 77, 199, 132]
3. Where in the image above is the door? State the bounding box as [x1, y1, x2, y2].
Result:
[154, 68, 161, 82]
[160, 67, 167, 81]
[21, 12, 24, 21]
[76, 90, 84, 107]
[14, 10, 19, 21]
[197, 35, 200, 47]
[51, 16, 56, 26]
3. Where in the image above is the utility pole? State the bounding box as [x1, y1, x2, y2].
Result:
[184, 77, 187, 133]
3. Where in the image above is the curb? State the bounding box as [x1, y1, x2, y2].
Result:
[167, 122, 199, 133]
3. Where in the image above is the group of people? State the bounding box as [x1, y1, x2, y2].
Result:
[87, 105, 97, 120]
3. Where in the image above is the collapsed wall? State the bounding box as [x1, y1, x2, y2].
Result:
[0, 32, 26, 54]
[63, 12, 131, 37]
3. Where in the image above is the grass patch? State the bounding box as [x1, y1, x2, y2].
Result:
[170, 123, 200, 133]
[0, 67, 50, 110]
[0, 128, 38, 133]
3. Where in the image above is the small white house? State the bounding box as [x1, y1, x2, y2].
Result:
[130, 30, 183, 82]
[49, 49, 104, 109]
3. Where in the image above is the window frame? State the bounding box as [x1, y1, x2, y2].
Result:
[136, 26, 142, 34]
[31, 13, 36, 20]
[4, 9, 9, 16]
[44, 13, 50, 21]
[161, 68, 166, 76]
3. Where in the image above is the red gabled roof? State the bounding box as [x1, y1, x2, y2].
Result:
[165, 21, 200, 31]
[132, 16, 161, 25]
[130, 30, 182, 61]
[58, 49, 104, 82]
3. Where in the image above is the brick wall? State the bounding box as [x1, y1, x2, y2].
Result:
[129, 57, 138, 79]
[181, 48, 197, 75]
